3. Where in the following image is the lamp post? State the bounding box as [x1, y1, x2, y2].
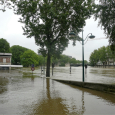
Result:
[69, 29, 95, 82]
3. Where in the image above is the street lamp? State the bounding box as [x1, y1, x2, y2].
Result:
[69, 29, 95, 82]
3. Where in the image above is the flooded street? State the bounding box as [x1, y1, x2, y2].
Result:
[0, 67, 115, 115]
[52, 66, 115, 84]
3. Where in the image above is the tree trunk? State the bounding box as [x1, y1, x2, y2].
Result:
[46, 50, 51, 77]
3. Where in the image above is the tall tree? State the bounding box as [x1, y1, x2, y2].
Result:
[13, 0, 95, 77]
[0, 38, 10, 53]
[95, 0, 115, 51]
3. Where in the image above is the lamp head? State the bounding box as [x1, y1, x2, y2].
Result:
[69, 31, 75, 37]
[89, 34, 95, 39]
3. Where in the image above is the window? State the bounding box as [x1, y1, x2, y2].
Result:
[3, 58, 6, 63]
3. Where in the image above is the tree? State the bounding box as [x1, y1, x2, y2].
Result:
[0, 38, 10, 53]
[20, 50, 39, 67]
[95, 0, 115, 51]
[0, 0, 15, 12]
[59, 55, 70, 66]
[98, 46, 107, 66]
[84, 60, 88, 64]
[13, 0, 95, 77]
[89, 49, 99, 66]
[106, 46, 115, 65]
[89, 45, 115, 66]
[10, 45, 29, 65]
[51, 57, 59, 66]
[70, 58, 77, 64]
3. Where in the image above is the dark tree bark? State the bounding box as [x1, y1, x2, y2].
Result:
[46, 50, 51, 77]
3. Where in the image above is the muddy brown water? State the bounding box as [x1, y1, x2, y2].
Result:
[0, 67, 115, 115]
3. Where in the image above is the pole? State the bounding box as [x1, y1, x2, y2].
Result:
[52, 66, 53, 76]
[41, 65, 42, 74]
[44, 57, 45, 74]
[52, 63, 54, 76]
[82, 29, 84, 82]
[70, 63, 71, 74]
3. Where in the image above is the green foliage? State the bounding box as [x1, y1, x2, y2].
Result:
[38, 55, 47, 66]
[0, 0, 15, 12]
[51, 57, 59, 65]
[95, 0, 115, 51]
[13, 0, 95, 76]
[59, 55, 70, 64]
[0, 38, 11, 53]
[52, 54, 85, 66]
[59, 62, 65, 67]
[90, 49, 101, 66]
[98, 46, 106, 63]
[20, 50, 39, 67]
[89, 45, 115, 66]
[10, 45, 29, 65]
[84, 60, 88, 64]
[70, 58, 77, 64]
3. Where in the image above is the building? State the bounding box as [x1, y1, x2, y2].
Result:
[0, 53, 12, 70]
[0, 53, 12, 65]
[0, 53, 23, 70]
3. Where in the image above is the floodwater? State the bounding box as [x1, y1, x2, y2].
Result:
[52, 66, 115, 84]
[0, 67, 115, 115]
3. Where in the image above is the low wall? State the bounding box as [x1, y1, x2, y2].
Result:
[53, 79, 115, 94]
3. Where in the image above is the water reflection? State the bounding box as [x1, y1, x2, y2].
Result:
[0, 77, 8, 94]
[82, 91, 85, 114]
[22, 78, 87, 115]
[28, 78, 69, 115]
[0, 68, 115, 115]
[66, 82, 115, 106]
[90, 68, 115, 78]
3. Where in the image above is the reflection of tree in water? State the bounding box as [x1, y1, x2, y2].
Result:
[27, 78, 85, 115]
[30, 78, 68, 114]
[0, 77, 8, 94]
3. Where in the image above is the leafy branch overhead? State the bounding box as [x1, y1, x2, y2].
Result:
[13, 0, 95, 54]
[0, 0, 16, 11]
[95, 0, 115, 51]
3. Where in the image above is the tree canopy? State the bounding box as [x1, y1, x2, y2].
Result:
[52, 54, 88, 67]
[95, 0, 115, 51]
[10, 45, 29, 65]
[89, 45, 115, 66]
[0, 0, 15, 12]
[20, 50, 39, 67]
[13, 0, 95, 77]
[0, 38, 11, 53]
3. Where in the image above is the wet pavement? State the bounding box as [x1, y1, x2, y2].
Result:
[0, 67, 115, 115]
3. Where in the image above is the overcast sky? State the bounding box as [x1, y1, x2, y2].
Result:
[0, 8, 109, 61]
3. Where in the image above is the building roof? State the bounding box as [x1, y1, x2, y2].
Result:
[0, 53, 12, 56]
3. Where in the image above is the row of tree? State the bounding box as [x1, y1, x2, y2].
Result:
[1, 38, 88, 67]
[0, 38, 43, 67]
[89, 46, 115, 66]
[52, 55, 88, 66]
